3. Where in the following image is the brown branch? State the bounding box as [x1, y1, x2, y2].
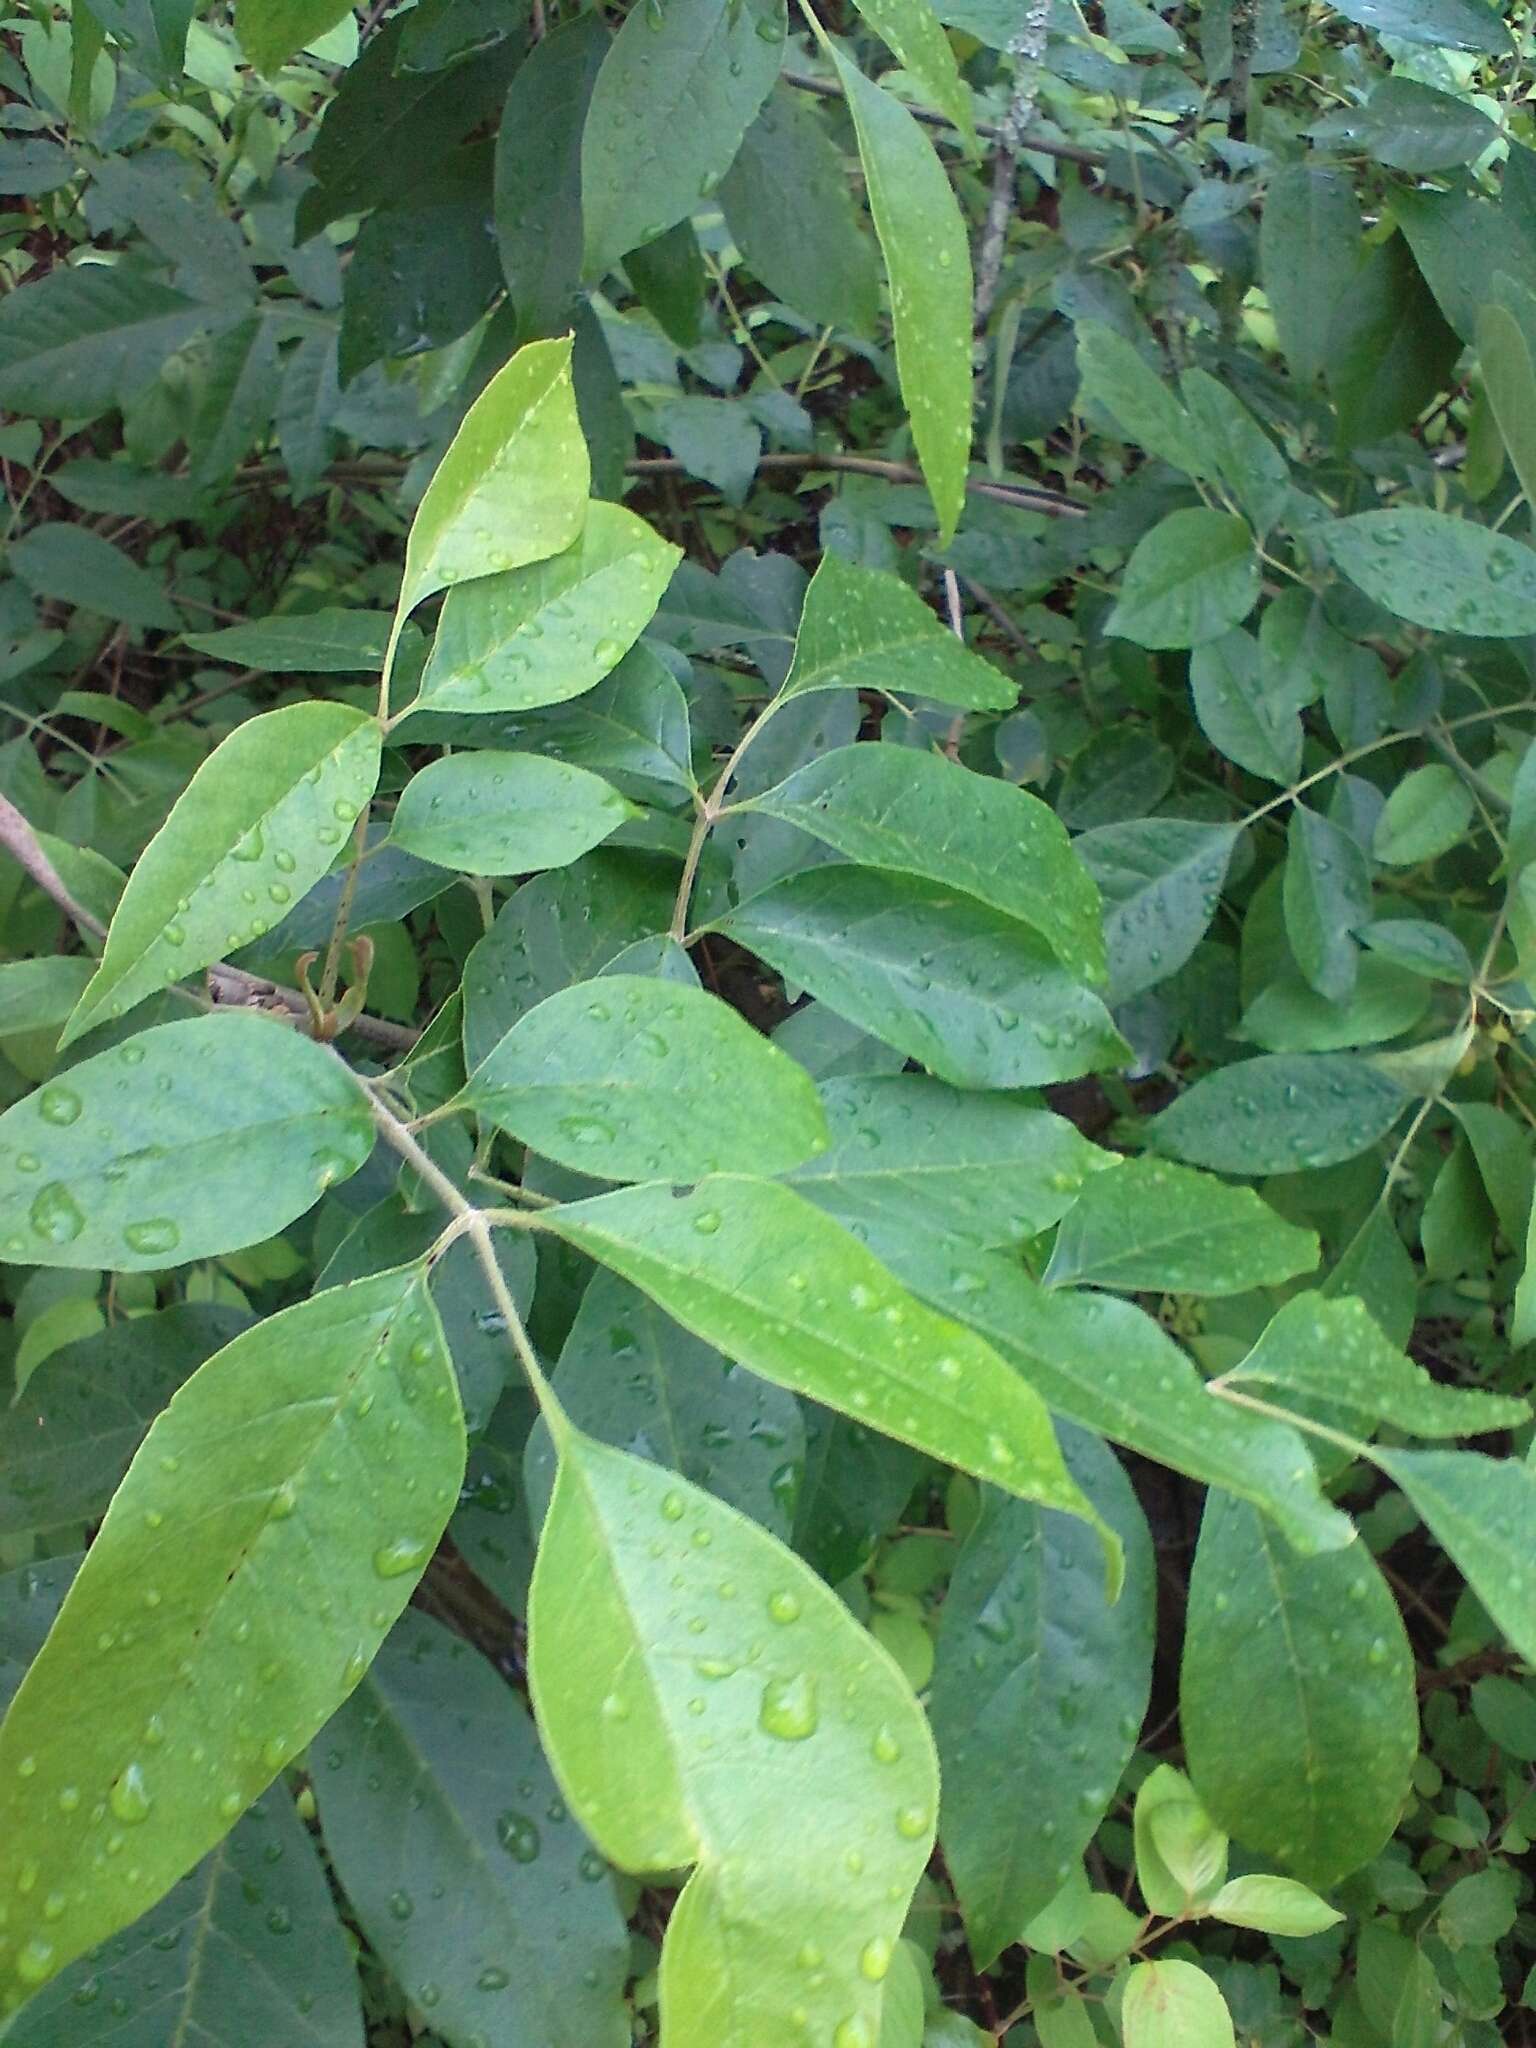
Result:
[972, 0, 1053, 336]
[0, 791, 418, 1053]
[627, 451, 1089, 518]
[781, 66, 1108, 167]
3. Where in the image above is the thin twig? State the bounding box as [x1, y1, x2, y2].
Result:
[626, 451, 1089, 518]
[972, 0, 1053, 336]
[781, 65, 1107, 166]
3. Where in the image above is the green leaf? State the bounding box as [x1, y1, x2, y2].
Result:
[930, 1430, 1154, 1968]
[460, 976, 830, 1180]
[1179, 371, 1293, 535]
[63, 702, 381, 1044]
[399, 335, 588, 621]
[8, 524, 178, 631]
[189, 311, 282, 487]
[538, 1175, 1119, 1557]
[0, 264, 206, 419]
[1284, 804, 1370, 1003]
[1478, 288, 1536, 510]
[1181, 1492, 1417, 1888]
[580, 0, 785, 278]
[314, 1609, 629, 2047]
[495, 16, 609, 338]
[0, 957, 93, 1036]
[1044, 1158, 1318, 1296]
[1326, 0, 1510, 52]
[742, 743, 1105, 984]
[783, 555, 1014, 708]
[412, 500, 680, 714]
[786, 1073, 1116, 1255]
[1360, 918, 1473, 983]
[1372, 766, 1475, 866]
[1317, 75, 1497, 170]
[183, 610, 395, 673]
[0, 1305, 247, 1538]
[527, 1431, 937, 2047]
[830, 48, 973, 543]
[1074, 322, 1210, 477]
[1438, 1865, 1519, 1947]
[1318, 509, 1536, 636]
[0, 1266, 465, 2011]
[887, 1243, 1354, 1557]
[1075, 820, 1239, 1004]
[1260, 167, 1363, 388]
[1122, 1961, 1235, 2048]
[511, 644, 694, 799]
[391, 752, 636, 876]
[1105, 510, 1259, 649]
[722, 868, 1127, 1089]
[527, 1268, 806, 1536]
[1326, 233, 1461, 449]
[0, 1013, 375, 1270]
[235, 0, 354, 69]
[2, 1792, 364, 2046]
[1238, 957, 1431, 1053]
[1207, 1876, 1343, 1937]
[718, 85, 881, 337]
[1189, 629, 1302, 786]
[1150, 1053, 1408, 1173]
[1371, 1447, 1536, 1665]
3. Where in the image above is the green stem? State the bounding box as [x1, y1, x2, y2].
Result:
[669, 692, 787, 941]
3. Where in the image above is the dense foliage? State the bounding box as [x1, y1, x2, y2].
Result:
[3, 0, 1536, 2041]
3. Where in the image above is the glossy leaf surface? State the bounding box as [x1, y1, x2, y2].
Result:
[390, 752, 636, 876]
[1044, 1159, 1319, 1296]
[782, 555, 1014, 707]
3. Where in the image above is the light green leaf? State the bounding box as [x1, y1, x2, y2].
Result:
[1207, 1875, 1344, 1936]
[580, 0, 785, 278]
[412, 500, 681, 715]
[741, 743, 1105, 984]
[0, 1304, 246, 1538]
[0, 1013, 375, 1270]
[63, 702, 381, 1044]
[0, 264, 206, 419]
[1326, 0, 1510, 53]
[787, 1073, 1116, 1255]
[3, 1792, 364, 2046]
[183, 610, 394, 673]
[1105, 510, 1259, 650]
[1190, 629, 1302, 786]
[884, 1241, 1354, 1556]
[460, 976, 830, 1181]
[1133, 1765, 1227, 1913]
[314, 1609, 629, 2048]
[852, 0, 978, 150]
[1228, 1292, 1528, 1439]
[930, 1431, 1154, 1968]
[718, 85, 881, 337]
[1478, 294, 1536, 510]
[1182, 1492, 1417, 1888]
[0, 1267, 465, 2012]
[1373, 763, 1475, 865]
[1438, 1865, 1519, 1947]
[1122, 1961, 1235, 2048]
[1371, 1447, 1536, 1665]
[390, 752, 636, 876]
[1150, 1053, 1408, 1174]
[527, 1268, 806, 1537]
[399, 335, 588, 621]
[538, 1175, 1119, 1559]
[8, 524, 178, 631]
[1074, 322, 1211, 477]
[528, 1432, 936, 2048]
[1318, 509, 1536, 636]
[722, 869, 1127, 1090]
[783, 555, 1014, 708]
[1074, 820, 1239, 1004]
[1044, 1158, 1318, 1296]
[830, 48, 973, 543]
[1284, 804, 1370, 1003]
[235, 0, 354, 69]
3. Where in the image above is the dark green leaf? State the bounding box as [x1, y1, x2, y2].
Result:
[1372, 1447, 1536, 1665]
[1075, 820, 1239, 1004]
[1044, 1158, 1319, 1296]
[1149, 1053, 1408, 1174]
[782, 554, 1014, 708]
[495, 16, 609, 338]
[1260, 168, 1362, 388]
[1326, 0, 1509, 53]
[1283, 805, 1370, 1003]
[1319, 510, 1536, 636]
[0, 265, 206, 419]
[1105, 510, 1259, 649]
[8, 525, 178, 632]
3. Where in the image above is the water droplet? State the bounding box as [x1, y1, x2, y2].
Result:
[29, 1182, 84, 1247]
[37, 1085, 82, 1127]
[372, 1539, 429, 1579]
[767, 1590, 801, 1625]
[895, 1804, 930, 1839]
[872, 1728, 901, 1765]
[692, 1209, 722, 1236]
[579, 1849, 606, 1882]
[859, 1937, 892, 1982]
[833, 2014, 874, 2048]
[15, 1937, 55, 1985]
[124, 1217, 179, 1256]
[496, 1810, 540, 1861]
[388, 1889, 414, 1921]
[268, 1481, 297, 1521]
[477, 1965, 510, 1990]
[109, 1762, 152, 1825]
[759, 1673, 819, 1741]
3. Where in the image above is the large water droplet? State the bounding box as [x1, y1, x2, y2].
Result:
[124, 1217, 180, 1257]
[372, 1539, 429, 1580]
[759, 1673, 819, 1742]
[859, 1937, 892, 1982]
[496, 1810, 540, 1862]
[109, 1762, 152, 1825]
[37, 1084, 82, 1127]
[30, 1182, 84, 1246]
